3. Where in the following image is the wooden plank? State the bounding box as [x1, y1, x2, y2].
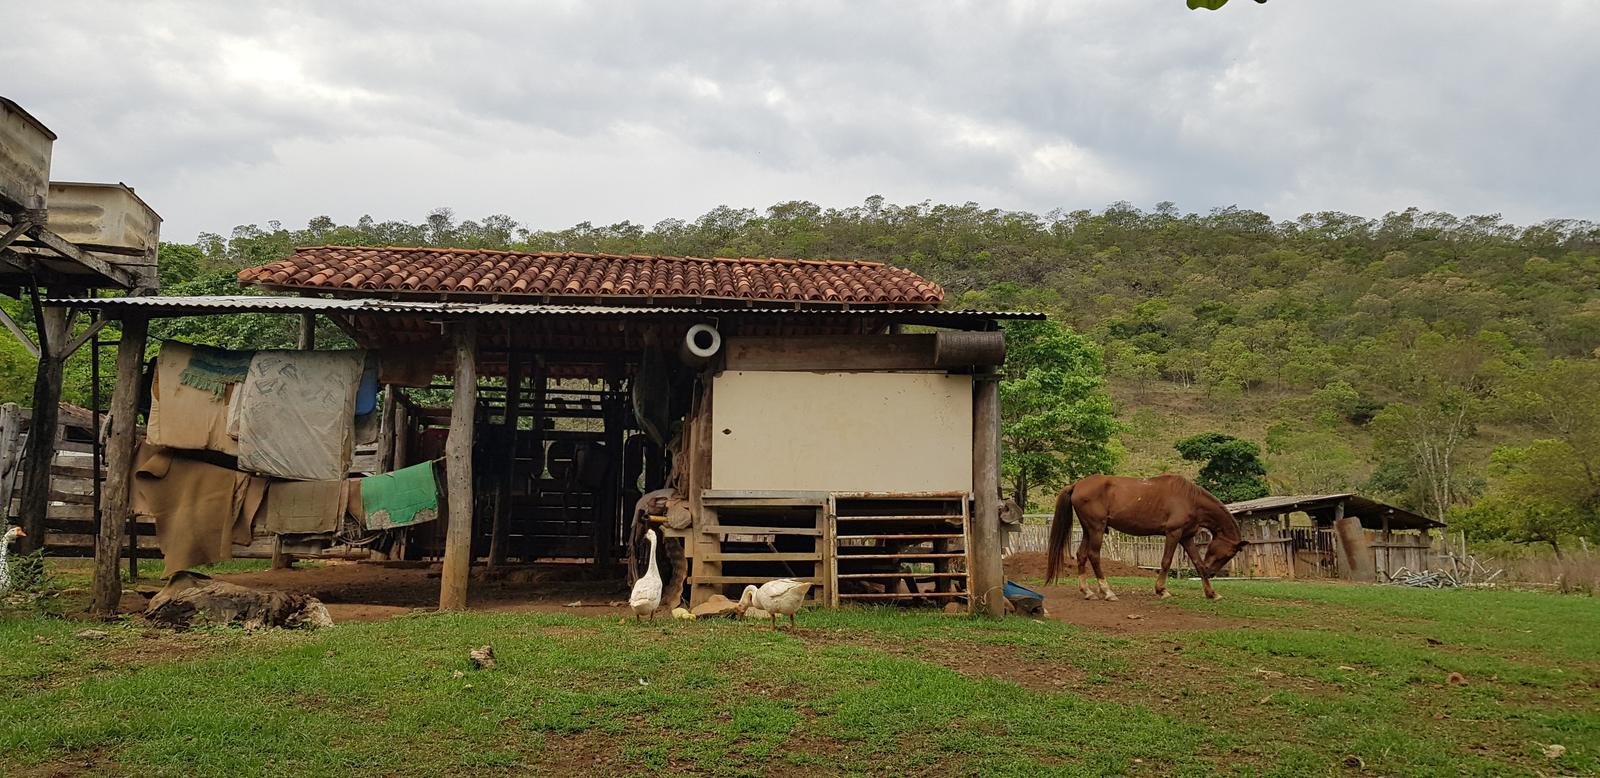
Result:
[0, 403, 24, 519]
[835, 515, 963, 522]
[702, 490, 830, 505]
[689, 575, 822, 585]
[838, 572, 968, 579]
[439, 321, 477, 611]
[49, 464, 99, 480]
[722, 335, 938, 371]
[700, 551, 822, 562]
[51, 532, 160, 550]
[702, 525, 822, 536]
[23, 226, 140, 289]
[92, 314, 146, 616]
[837, 533, 963, 541]
[837, 552, 966, 560]
[839, 591, 967, 599]
[46, 489, 94, 505]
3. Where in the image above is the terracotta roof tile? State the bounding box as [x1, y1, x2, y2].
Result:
[237, 246, 944, 306]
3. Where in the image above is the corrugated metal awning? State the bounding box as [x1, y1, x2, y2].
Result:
[1227, 493, 1443, 530]
[45, 294, 1044, 326]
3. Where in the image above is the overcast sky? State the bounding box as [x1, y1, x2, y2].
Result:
[4, 1, 1596, 242]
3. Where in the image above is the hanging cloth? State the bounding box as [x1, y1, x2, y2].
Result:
[132, 442, 266, 577]
[360, 460, 440, 530]
[257, 479, 347, 535]
[179, 344, 253, 398]
[236, 349, 365, 481]
[147, 342, 243, 455]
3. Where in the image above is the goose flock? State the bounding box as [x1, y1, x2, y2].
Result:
[628, 527, 811, 629]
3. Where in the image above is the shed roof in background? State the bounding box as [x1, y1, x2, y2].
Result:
[1227, 493, 1444, 530]
[237, 246, 945, 307]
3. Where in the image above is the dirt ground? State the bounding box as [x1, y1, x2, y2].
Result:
[179, 552, 1233, 636]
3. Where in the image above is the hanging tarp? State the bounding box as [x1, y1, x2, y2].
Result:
[257, 478, 347, 535]
[147, 342, 242, 455]
[132, 443, 266, 576]
[236, 349, 365, 481]
[360, 460, 440, 530]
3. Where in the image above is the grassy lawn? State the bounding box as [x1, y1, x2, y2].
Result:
[1, 573, 1596, 777]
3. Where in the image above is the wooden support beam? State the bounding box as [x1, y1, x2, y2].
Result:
[969, 374, 1005, 617]
[297, 313, 316, 350]
[0, 306, 38, 358]
[488, 350, 521, 568]
[439, 321, 478, 611]
[91, 315, 147, 616]
[722, 335, 937, 371]
[22, 224, 139, 289]
[377, 384, 398, 473]
[0, 219, 32, 252]
[60, 317, 109, 359]
[15, 304, 72, 554]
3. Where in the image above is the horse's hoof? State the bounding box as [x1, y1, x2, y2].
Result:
[1206, 593, 1222, 601]
[1158, 590, 1171, 599]
[1103, 593, 1119, 602]
[1082, 593, 1097, 601]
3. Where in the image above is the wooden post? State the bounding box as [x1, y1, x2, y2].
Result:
[598, 358, 624, 570]
[439, 321, 478, 611]
[488, 351, 521, 568]
[1331, 500, 1373, 582]
[376, 384, 398, 473]
[91, 315, 147, 617]
[0, 403, 24, 519]
[15, 304, 72, 554]
[970, 374, 1005, 617]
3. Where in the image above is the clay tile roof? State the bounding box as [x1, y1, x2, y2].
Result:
[237, 246, 944, 306]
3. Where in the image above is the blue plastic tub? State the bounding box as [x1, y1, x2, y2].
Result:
[1004, 580, 1043, 601]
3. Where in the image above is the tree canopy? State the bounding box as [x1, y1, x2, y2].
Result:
[998, 320, 1120, 507]
[1175, 432, 1270, 503]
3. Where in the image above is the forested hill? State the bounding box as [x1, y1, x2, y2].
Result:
[39, 199, 1600, 548]
[173, 200, 1600, 377]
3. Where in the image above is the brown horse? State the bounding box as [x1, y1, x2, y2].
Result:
[1045, 474, 1248, 600]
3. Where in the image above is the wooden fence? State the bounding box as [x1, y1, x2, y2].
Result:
[1008, 517, 1463, 581]
[0, 402, 155, 558]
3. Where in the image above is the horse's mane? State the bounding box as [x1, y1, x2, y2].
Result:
[1178, 478, 1242, 538]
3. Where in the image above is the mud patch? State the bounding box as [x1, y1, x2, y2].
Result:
[1005, 550, 1152, 582]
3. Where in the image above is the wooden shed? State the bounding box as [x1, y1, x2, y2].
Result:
[1226, 494, 1447, 581]
[63, 246, 1040, 616]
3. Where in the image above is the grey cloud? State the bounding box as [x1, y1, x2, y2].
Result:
[1, 0, 1593, 242]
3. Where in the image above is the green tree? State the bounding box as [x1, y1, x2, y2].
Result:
[1454, 441, 1595, 556]
[999, 320, 1120, 509]
[1457, 358, 1600, 553]
[1174, 432, 1269, 502]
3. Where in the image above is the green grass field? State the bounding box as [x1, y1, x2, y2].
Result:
[2, 572, 1596, 777]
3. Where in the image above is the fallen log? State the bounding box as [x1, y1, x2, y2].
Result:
[144, 571, 333, 630]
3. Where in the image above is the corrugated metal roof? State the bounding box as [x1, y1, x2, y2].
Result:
[46, 294, 1045, 322]
[1227, 493, 1443, 530]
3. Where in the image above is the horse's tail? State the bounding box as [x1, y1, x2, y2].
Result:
[1044, 483, 1076, 584]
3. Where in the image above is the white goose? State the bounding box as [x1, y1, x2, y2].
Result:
[0, 525, 25, 595]
[628, 528, 663, 622]
[737, 578, 813, 629]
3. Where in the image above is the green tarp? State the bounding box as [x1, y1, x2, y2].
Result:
[361, 461, 439, 530]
